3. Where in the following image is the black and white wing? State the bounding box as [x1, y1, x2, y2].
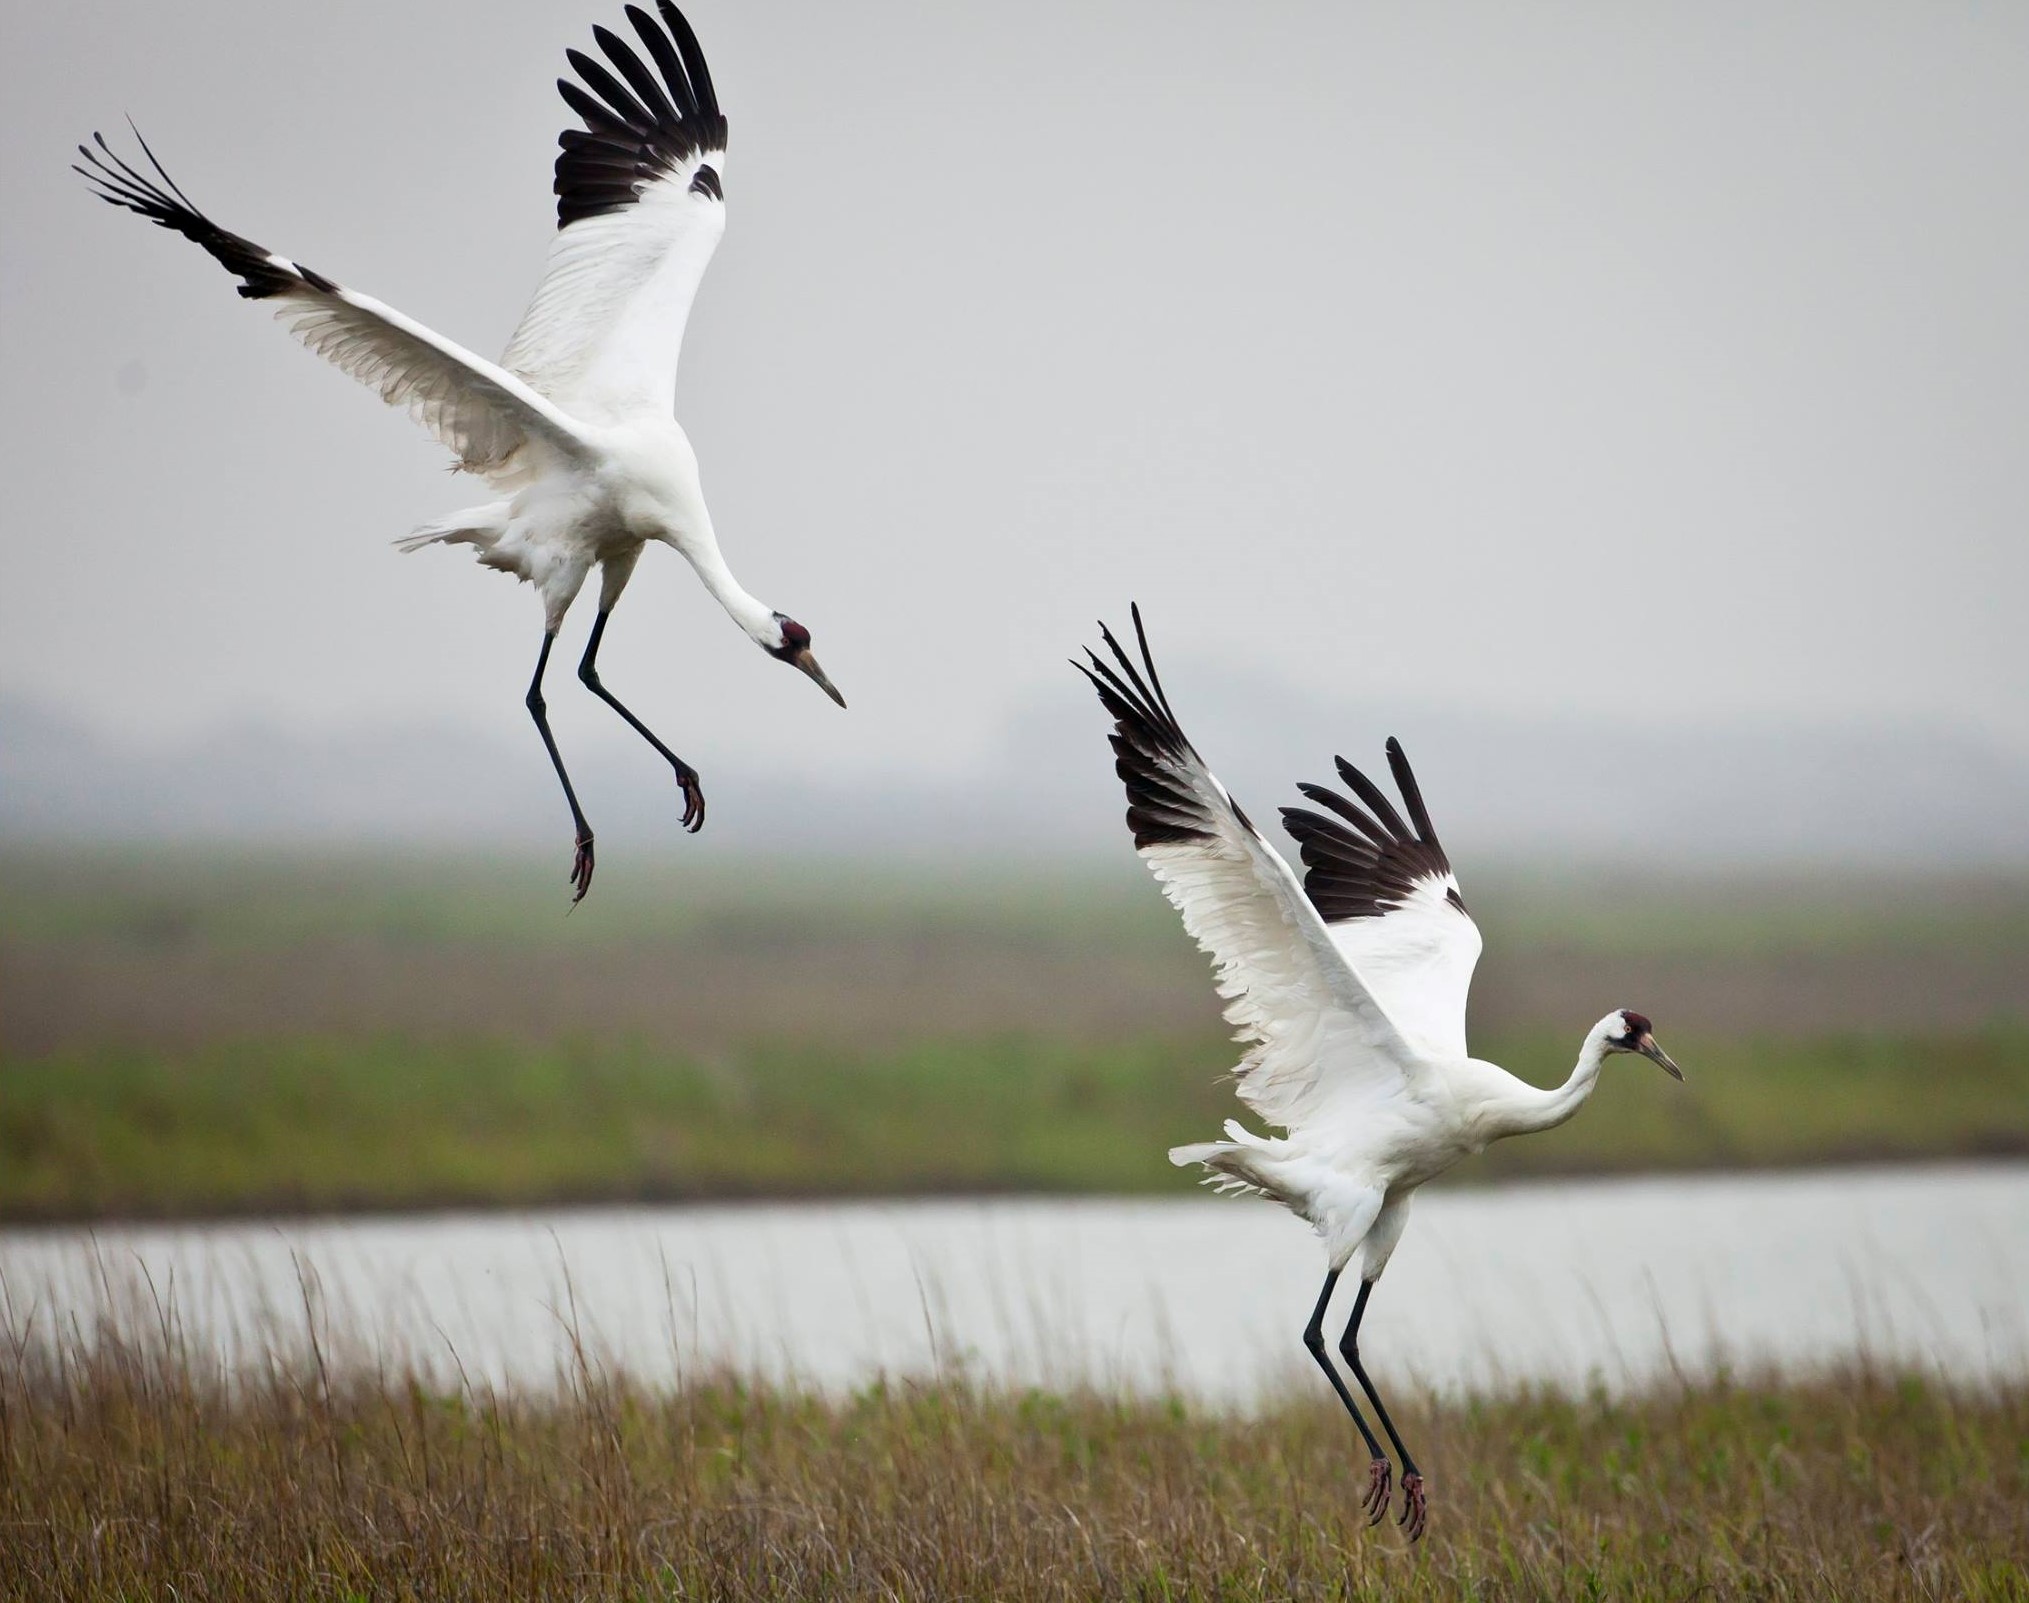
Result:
[75, 134, 590, 481]
[1280, 742, 1483, 1060]
[1078, 610, 1431, 1132]
[501, 2, 729, 423]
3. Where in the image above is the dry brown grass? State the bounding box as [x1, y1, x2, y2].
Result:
[2, 1300, 2023, 1602]
[11, 925, 2029, 1061]
[9, 853, 2029, 1061]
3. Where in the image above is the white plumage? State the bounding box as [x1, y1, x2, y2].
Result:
[503, 175, 726, 424]
[1079, 607, 1684, 1541]
[78, 3, 843, 902]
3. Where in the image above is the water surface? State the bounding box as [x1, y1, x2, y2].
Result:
[4, 1164, 2022, 1401]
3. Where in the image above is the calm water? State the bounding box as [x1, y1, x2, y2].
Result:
[4, 1164, 2024, 1401]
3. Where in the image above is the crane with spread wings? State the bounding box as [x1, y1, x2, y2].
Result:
[1078, 607, 1684, 1540]
[79, 3, 843, 901]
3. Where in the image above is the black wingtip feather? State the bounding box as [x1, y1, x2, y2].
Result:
[567, 47, 654, 130]
[1287, 741, 1461, 924]
[1077, 607, 1225, 851]
[629, 5, 697, 116]
[1333, 756, 1413, 843]
[123, 118, 202, 214]
[594, 23, 681, 127]
[76, 128, 321, 301]
[1384, 737, 1441, 844]
[554, 2, 727, 230]
[659, 0, 719, 112]
[1293, 778, 1389, 842]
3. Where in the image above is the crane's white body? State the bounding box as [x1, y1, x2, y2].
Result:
[1175, 1017, 1623, 1272]
[385, 132, 770, 636]
[399, 412, 765, 637]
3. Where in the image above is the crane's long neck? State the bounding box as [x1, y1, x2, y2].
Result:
[667, 525, 775, 644]
[1493, 1024, 1616, 1138]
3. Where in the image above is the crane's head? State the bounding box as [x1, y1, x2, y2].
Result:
[763, 613, 846, 708]
[1601, 1010, 1683, 1079]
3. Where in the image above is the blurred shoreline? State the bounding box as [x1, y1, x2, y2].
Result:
[2, 1149, 2027, 1233]
[5, 847, 2026, 1224]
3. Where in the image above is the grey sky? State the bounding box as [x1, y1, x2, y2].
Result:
[5, 0, 2026, 796]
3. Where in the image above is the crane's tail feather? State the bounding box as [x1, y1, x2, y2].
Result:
[395, 502, 513, 555]
[1168, 1129, 1289, 1205]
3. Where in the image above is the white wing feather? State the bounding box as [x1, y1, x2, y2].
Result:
[75, 132, 589, 482]
[1325, 878, 1482, 1060]
[1082, 616, 1432, 1134]
[503, 168, 726, 421]
[273, 284, 591, 478]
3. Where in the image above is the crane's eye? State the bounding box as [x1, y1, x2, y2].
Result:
[770, 614, 811, 656]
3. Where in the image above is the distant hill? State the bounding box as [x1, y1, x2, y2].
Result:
[5, 682, 2027, 866]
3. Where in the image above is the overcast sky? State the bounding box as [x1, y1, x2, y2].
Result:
[5, 0, 2025, 793]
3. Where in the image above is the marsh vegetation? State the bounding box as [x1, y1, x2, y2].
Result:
[6, 851, 2027, 1220]
[3, 1305, 2021, 1602]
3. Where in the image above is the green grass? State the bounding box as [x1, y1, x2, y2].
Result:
[6, 1028, 2026, 1221]
[1473, 1026, 2029, 1176]
[5, 1318, 2024, 1601]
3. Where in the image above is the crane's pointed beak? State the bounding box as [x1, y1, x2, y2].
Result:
[792, 649, 846, 708]
[1637, 1033, 1684, 1081]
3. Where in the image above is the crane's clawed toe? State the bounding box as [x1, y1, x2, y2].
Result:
[1362, 1457, 1393, 1525]
[569, 832, 595, 904]
[676, 768, 706, 834]
[1397, 1473, 1427, 1543]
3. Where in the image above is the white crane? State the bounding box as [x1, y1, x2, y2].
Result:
[77, 2, 843, 902]
[1077, 608, 1684, 1542]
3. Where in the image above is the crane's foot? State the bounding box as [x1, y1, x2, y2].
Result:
[675, 765, 706, 834]
[1398, 1472, 1427, 1543]
[569, 831, 595, 904]
[1361, 1457, 1392, 1525]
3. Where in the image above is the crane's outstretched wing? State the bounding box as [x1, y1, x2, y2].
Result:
[501, 2, 728, 423]
[1077, 609, 1429, 1131]
[1280, 742, 1483, 1060]
[76, 133, 590, 481]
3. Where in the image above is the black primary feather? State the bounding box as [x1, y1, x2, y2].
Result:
[75, 128, 334, 300]
[553, 1, 728, 229]
[1075, 605, 1242, 850]
[1280, 741, 1464, 924]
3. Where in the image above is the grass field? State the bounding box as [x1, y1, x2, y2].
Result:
[3, 1312, 2023, 1601]
[6, 1027, 2028, 1221]
[5, 850, 2028, 1220]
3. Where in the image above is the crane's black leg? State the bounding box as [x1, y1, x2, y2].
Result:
[526, 629, 596, 903]
[1302, 1269, 1393, 1524]
[1339, 1277, 1425, 1541]
[576, 609, 705, 833]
